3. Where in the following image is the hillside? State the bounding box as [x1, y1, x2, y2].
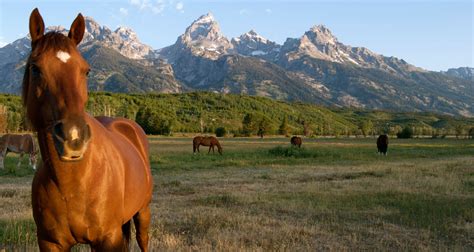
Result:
[1, 92, 473, 136]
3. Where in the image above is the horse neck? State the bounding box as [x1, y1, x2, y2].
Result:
[215, 140, 222, 150]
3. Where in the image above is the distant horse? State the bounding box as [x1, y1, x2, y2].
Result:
[377, 134, 389, 155]
[193, 136, 223, 155]
[24, 9, 152, 251]
[0, 134, 38, 170]
[291, 136, 302, 148]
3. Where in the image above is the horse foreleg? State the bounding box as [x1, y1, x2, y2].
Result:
[17, 153, 23, 169]
[208, 146, 212, 154]
[134, 205, 151, 252]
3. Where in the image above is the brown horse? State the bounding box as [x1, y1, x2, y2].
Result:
[193, 136, 223, 155]
[24, 9, 152, 251]
[290, 136, 302, 148]
[0, 134, 38, 170]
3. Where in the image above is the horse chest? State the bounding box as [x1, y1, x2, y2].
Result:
[39, 171, 124, 239]
[62, 189, 123, 242]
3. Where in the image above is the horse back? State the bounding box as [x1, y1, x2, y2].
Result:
[95, 116, 149, 163]
[377, 135, 388, 147]
[0, 134, 34, 154]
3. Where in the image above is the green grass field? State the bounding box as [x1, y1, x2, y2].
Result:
[0, 137, 473, 250]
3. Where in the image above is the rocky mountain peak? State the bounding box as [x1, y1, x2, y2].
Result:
[231, 30, 280, 59]
[442, 67, 474, 81]
[279, 24, 423, 76]
[194, 12, 215, 25]
[306, 25, 338, 46]
[115, 26, 138, 41]
[183, 12, 225, 43]
[84, 16, 106, 37]
[46, 25, 67, 33]
[162, 12, 233, 60]
[78, 16, 153, 59]
[238, 29, 268, 44]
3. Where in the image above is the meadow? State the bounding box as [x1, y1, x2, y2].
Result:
[0, 137, 472, 250]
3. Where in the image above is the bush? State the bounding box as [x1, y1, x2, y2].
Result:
[397, 126, 413, 139]
[215, 127, 227, 137]
[268, 146, 313, 158]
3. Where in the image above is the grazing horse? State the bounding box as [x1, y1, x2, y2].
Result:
[0, 134, 38, 170]
[377, 134, 389, 155]
[193, 136, 223, 155]
[23, 9, 152, 251]
[290, 136, 302, 148]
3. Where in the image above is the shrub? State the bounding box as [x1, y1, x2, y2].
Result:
[268, 146, 313, 158]
[136, 107, 174, 135]
[397, 126, 413, 139]
[215, 127, 227, 137]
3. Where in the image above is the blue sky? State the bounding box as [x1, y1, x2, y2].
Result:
[0, 0, 472, 71]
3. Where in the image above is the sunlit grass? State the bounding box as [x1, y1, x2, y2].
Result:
[0, 137, 473, 250]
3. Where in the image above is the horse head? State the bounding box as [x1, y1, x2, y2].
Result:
[23, 8, 91, 161]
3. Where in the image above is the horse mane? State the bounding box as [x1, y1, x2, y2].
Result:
[22, 32, 73, 106]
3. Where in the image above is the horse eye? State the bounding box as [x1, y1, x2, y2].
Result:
[86, 70, 90, 77]
[31, 65, 41, 77]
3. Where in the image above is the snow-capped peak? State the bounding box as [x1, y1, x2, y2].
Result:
[231, 29, 280, 59]
[183, 12, 225, 42]
[241, 29, 268, 44]
[194, 12, 215, 24]
[158, 12, 233, 61]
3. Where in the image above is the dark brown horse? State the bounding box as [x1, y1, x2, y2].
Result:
[290, 136, 302, 148]
[24, 9, 152, 251]
[193, 136, 222, 155]
[377, 134, 389, 155]
[0, 134, 38, 170]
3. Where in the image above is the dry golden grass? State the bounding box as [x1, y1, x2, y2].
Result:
[0, 137, 473, 251]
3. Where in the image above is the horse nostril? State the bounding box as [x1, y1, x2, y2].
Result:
[53, 122, 65, 141]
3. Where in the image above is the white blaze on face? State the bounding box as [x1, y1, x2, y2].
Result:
[70, 127, 79, 141]
[56, 50, 71, 63]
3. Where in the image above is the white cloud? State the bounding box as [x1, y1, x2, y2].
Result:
[129, 0, 166, 14]
[130, 0, 146, 8]
[239, 9, 249, 15]
[176, 2, 184, 12]
[265, 8, 272, 14]
[119, 7, 129, 16]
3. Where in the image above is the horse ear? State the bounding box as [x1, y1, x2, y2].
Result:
[29, 8, 45, 46]
[68, 13, 85, 46]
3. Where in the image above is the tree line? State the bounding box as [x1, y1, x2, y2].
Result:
[1, 92, 474, 138]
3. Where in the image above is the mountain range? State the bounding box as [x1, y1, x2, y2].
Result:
[0, 13, 472, 116]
